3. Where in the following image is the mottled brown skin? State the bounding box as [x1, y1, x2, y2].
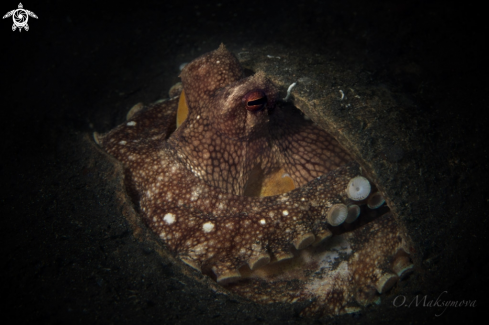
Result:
[96, 45, 413, 315]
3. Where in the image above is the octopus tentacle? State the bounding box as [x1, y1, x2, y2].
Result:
[230, 212, 413, 316]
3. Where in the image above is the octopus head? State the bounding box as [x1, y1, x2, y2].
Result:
[180, 46, 278, 140]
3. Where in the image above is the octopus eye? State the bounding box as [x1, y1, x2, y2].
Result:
[244, 90, 267, 111]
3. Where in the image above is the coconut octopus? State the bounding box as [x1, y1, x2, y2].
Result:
[94, 44, 414, 316]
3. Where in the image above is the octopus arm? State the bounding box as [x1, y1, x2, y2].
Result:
[96, 98, 179, 152]
[136, 144, 360, 283]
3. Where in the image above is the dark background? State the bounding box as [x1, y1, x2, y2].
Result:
[2, 0, 487, 324]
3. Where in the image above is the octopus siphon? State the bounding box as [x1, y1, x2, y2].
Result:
[94, 44, 414, 316]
